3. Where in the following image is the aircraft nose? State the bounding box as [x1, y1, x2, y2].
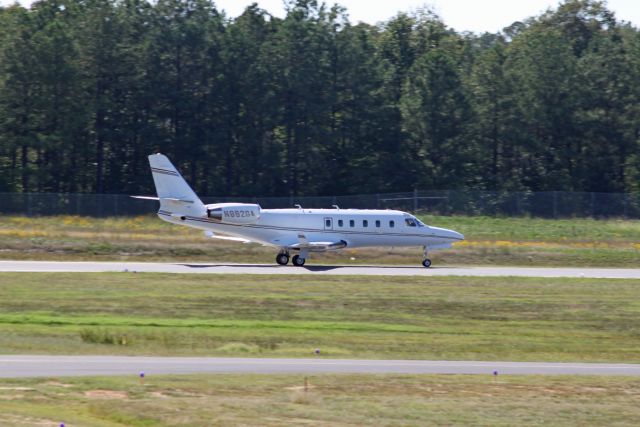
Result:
[453, 230, 464, 241]
[430, 226, 464, 241]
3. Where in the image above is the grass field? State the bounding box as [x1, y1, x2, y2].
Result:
[1, 272, 639, 362]
[0, 373, 639, 426]
[0, 214, 639, 266]
[2, 219, 638, 427]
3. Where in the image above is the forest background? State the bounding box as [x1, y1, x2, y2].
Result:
[0, 0, 639, 198]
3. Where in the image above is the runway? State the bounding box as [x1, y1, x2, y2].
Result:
[0, 356, 639, 378]
[1, 260, 640, 278]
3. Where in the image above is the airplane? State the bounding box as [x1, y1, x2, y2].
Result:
[137, 153, 464, 267]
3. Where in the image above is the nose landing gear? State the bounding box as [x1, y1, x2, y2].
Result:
[422, 246, 432, 268]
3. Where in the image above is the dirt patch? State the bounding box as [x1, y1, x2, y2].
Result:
[579, 387, 607, 393]
[44, 381, 73, 388]
[171, 389, 208, 398]
[84, 389, 129, 399]
[149, 391, 170, 398]
[293, 300, 314, 307]
[0, 394, 25, 400]
[0, 414, 58, 426]
[285, 385, 316, 391]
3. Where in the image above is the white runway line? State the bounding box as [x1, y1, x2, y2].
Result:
[1, 260, 640, 278]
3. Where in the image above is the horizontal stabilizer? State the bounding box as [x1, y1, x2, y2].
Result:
[131, 195, 160, 201]
[131, 195, 194, 204]
[162, 197, 194, 204]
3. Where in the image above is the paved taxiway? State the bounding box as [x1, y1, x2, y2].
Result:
[1, 356, 639, 378]
[1, 261, 640, 278]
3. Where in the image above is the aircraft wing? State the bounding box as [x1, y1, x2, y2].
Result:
[204, 231, 252, 243]
[275, 234, 347, 252]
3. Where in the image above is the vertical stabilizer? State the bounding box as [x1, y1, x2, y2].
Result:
[148, 154, 205, 215]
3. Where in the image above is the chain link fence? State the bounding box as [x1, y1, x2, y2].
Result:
[0, 191, 639, 218]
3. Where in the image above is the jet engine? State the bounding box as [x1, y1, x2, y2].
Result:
[206, 203, 261, 224]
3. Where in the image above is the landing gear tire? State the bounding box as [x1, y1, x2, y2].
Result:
[292, 255, 306, 267]
[276, 253, 290, 265]
[422, 258, 432, 268]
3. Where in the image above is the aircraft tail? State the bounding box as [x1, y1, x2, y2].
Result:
[148, 153, 206, 216]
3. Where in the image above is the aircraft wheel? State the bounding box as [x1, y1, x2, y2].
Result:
[276, 253, 290, 265]
[422, 258, 432, 268]
[292, 255, 306, 267]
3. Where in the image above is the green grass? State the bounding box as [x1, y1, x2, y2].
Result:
[429, 215, 640, 241]
[1, 273, 639, 362]
[0, 373, 639, 426]
[1, 214, 639, 266]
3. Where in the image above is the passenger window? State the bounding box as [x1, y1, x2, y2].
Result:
[325, 219, 331, 227]
[349, 219, 355, 227]
[338, 219, 343, 227]
[375, 220, 381, 228]
[363, 220, 368, 227]
[389, 220, 395, 228]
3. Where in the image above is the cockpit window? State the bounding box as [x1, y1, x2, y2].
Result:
[405, 218, 417, 227]
[405, 217, 426, 227]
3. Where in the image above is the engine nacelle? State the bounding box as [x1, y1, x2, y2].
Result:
[206, 203, 261, 224]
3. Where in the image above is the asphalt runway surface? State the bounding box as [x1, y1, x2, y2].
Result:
[1, 260, 640, 278]
[0, 356, 639, 378]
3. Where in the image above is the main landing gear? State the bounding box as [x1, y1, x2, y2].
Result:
[422, 246, 432, 268]
[291, 254, 306, 266]
[276, 253, 289, 265]
[275, 250, 307, 266]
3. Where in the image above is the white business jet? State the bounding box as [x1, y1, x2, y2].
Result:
[139, 154, 464, 267]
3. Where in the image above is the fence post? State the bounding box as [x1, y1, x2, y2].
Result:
[413, 189, 418, 212]
[446, 190, 451, 215]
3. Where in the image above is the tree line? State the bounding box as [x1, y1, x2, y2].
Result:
[0, 0, 638, 196]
